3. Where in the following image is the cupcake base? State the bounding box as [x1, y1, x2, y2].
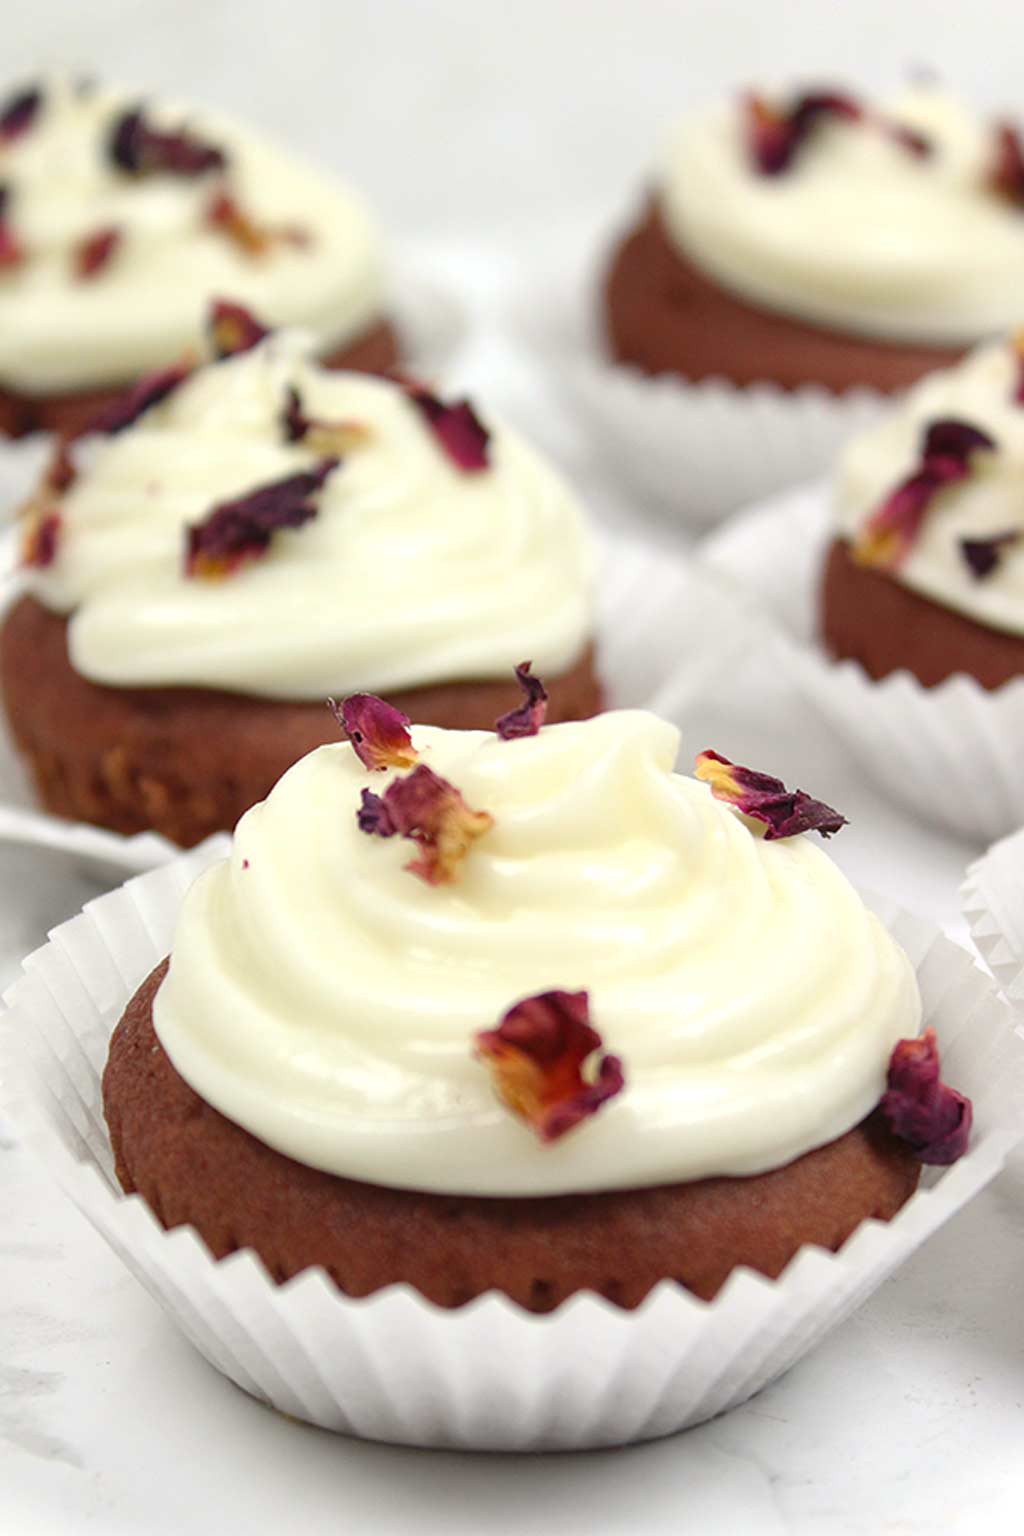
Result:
[103, 959, 921, 1313]
[604, 203, 961, 394]
[0, 595, 604, 846]
[0, 319, 401, 440]
[821, 537, 1024, 689]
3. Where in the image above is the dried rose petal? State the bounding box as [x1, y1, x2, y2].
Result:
[47, 440, 77, 493]
[108, 107, 226, 178]
[0, 84, 42, 143]
[86, 360, 193, 436]
[960, 529, 1021, 579]
[853, 418, 997, 571]
[185, 459, 337, 578]
[73, 225, 122, 281]
[354, 763, 493, 884]
[208, 299, 270, 359]
[20, 509, 60, 568]
[695, 750, 847, 839]
[743, 88, 862, 175]
[989, 121, 1024, 207]
[1012, 330, 1024, 406]
[475, 990, 625, 1144]
[328, 693, 418, 771]
[205, 190, 308, 259]
[402, 377, 490, 471]
[281, 385, 371, 452]
[883, 120, 932, 158]
[0, 185, 24, 270]
[495, 662, 548, 740]
[880, 1028, 971, 1165]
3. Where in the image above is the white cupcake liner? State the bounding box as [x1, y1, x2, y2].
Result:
[699, 480, 1024, 845]
[962, 826, 1024, 1002]
[509, 228, 888, 532]
[1, 847, 1021, 1451]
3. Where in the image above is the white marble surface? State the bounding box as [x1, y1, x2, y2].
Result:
[4, 1, 1024, 1527]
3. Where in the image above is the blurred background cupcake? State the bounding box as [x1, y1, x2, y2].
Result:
[0, 76, 398, 437]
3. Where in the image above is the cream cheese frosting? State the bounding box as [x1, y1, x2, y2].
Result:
[836, 337, 1024, 635]
[22, 329, 593, 696]
[0, 78, 385, 393]
[661, 86, 1024, 345]
[152, 711, 921, 1196]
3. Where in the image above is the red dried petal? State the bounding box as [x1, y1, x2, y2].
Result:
[880, 1028, 971, 1165]
[743, 88, 862, 175]
[0, 185, 24, 270]
[205, 190, 309, 259]
[281, 385, 371, 452]
[73, 225, 122, 281]
[47, 440, 77, 493]
[475, 990, 625, 1143]
[0, 85, 42, 143]
[884, 120, 933, 158]
[495, 661, 548, 739]
[355, 763, 494, 884]
[1012, 329, 1024, 406]
[854, 417, 997, 571]
[695, 750, 847, 839]
[960, 529, 1021, 579]
[328, 693, 419, 771]
[108, 107, 226, 178]
[85, 361, 193, 436]
[20, 509, 60, 568]
[208, 299, 270, 359]
[402, 377, 490, 471]
[185, 459, 337, 579]
[989, 121, 1024, 207]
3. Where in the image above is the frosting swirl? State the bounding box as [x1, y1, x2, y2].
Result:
[0, 78, 384, 392]
[22, 331, 593, 696]
[661, 86, 1024, 345]
[153, 712, 920, 1196]
[836, 337, 1024, 634]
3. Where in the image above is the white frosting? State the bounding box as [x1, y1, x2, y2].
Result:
[152, 712, 920, 1196]
[23, 331, 593, 696]
[0, 79, 385, 392]
[837, 338, 1024, 635]
[661, 86, 1024, 345]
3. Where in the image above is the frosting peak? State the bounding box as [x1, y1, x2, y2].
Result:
[153, 711, 920, 1196]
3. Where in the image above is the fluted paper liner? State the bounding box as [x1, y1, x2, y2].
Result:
[510, 235, 887, 531]
[2, 843, 1022, 1451]
[699, 481, 1024, 844]
[963, 827, 1024, 1003]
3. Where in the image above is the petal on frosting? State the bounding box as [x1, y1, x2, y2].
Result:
[884, 120, 933, 158]
[880, 1028, 972, 1165]
[0, 84, 42, 143]
[402, 378, 491, 471]
[1013, 330, 1024, 405]
[989, 120, 1024, 207]
[695, 750, 847, 839]
[85, 360, 193, 436]
[73, 225, 122, 281]
[0, 185, 24, 270]
[205, 190, 309, 259]
[281, 385, 371, 452]
[743, 89, 862, 175]
[495, 661, 549, 740]
[475, 990, 625, 1143]
[208, 299, 271, 359]
[20, 508, 60, 568]
[853, 417, 997, 571]
[960, 529, 1021, 579]
[328, 693, 419, 771]
[185, 459, 338, 579]
[108, 106, 226, 177]
[356, 763, 494, 884]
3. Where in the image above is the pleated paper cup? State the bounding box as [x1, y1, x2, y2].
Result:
[963, 827, 1024, 1004]
[510, 232, 887, 532]
[2, 846, 1022, 1452]
[699, 481, 1024, 845]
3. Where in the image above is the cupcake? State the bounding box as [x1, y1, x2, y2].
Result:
[822, 334, 1024, 687]
[605, 83, 1024, 393]
[0, 311, 600, 846]
[0, 77, 397, 437]
[102, 704, 971, 1312]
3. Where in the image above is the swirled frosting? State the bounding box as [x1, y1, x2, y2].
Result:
[661, 86, 1024, 344]
[837, 338, 1024, 635]
[23, 330, 593, 696]
[0, 78, 384, 392]
[152, 711, 920, 1195]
